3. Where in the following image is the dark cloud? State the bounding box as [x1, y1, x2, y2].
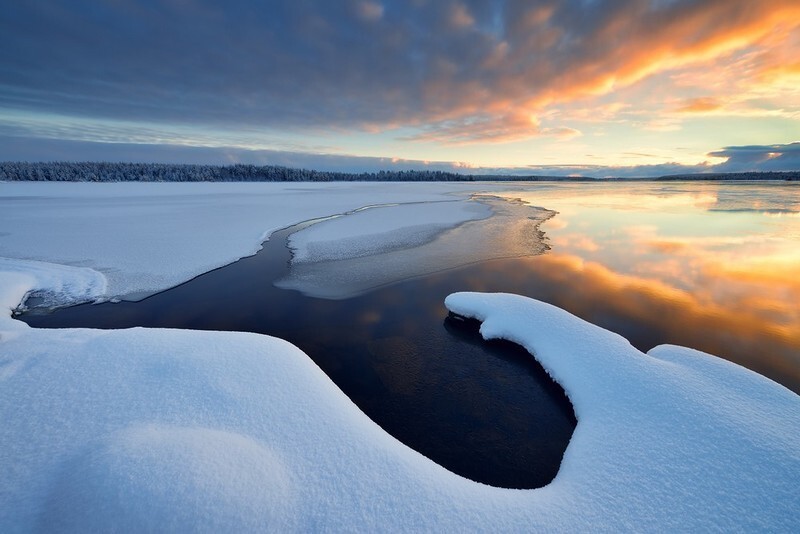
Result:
[0, 135, 477, 173]
[709, 143, 800, 172]
[0, 134, 721, 177]
[2, 0, 797, 142]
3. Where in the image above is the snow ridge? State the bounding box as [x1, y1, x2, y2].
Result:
[445, 291, 800, 531]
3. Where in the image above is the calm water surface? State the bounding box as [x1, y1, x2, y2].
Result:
[21, 181, 800, 488]
[495, 181, 800, 393]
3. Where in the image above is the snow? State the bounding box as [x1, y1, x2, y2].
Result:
[277, 196, 555, 298]
[445, 292, 800, 531]
[1, 182, 799, 531]
[287, 200, 492, 263]
[0, 181, 489, 301]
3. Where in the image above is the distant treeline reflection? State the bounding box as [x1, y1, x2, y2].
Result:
[1, 161, 798, 182]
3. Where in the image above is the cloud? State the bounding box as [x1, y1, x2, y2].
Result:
[0, 134, 479, 173]
[676, 97, 722, 113]
[356, 1, 384, 21]
[448, 3, 475, 29]
[1, 0, 797, 145]
[708, 142, 800, 172]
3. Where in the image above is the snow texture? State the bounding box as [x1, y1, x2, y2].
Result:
[2, 289, 798, 530]
[1, 183, 799, 531]
[287, 200, 492, 263]
[445, 292, 800, 531]
[0, 181, 489, 301]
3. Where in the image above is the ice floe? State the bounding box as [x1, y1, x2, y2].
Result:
[276, 196, 555, 298]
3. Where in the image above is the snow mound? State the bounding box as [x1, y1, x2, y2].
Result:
[2, 276, 798, 530]
[445, 292, 800, 531]
[0, 257, 106, 323]
[41, 425, 294, 532]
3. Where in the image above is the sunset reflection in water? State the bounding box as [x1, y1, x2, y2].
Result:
[491, 182, 800, 393]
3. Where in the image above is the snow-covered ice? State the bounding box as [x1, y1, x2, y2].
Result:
[0, 181, 490, 302]
[1, 182, 799, 531]
[287, 200, 492, 263]
[277, 196, 555, 298]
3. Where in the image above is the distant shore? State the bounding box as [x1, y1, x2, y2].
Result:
[1, 161, 798, 182]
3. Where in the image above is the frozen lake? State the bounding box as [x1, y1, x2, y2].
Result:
[4, 180, 799, 531]
[19, 180, 800, 488]
[21, 210, 576, 489]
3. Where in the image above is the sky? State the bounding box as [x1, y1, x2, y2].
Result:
[1, 0, 799, 176]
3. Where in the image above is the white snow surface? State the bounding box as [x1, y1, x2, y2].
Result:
[277, 196, 554, 299]
[1, 182, 799, 531]
[287, 200, 492, 263]
[0, 181, 489, 302]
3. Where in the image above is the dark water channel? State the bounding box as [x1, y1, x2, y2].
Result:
[21, 221, 578, 490]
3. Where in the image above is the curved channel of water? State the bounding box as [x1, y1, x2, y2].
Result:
[21, 216, 577, 490]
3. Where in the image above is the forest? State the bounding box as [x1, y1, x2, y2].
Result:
[1, 161, 797, 182]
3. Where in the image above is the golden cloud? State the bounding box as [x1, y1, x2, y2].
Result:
[676, 97, 722, 113]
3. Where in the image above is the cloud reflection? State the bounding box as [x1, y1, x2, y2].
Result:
[489, 253, 800, 393]
[488, 183, 800, 392]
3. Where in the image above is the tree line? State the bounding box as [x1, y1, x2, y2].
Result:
[1, 161, 797, 182]
[0, 162, 478, 182]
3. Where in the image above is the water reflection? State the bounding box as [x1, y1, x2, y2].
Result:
[493, 181, 800, 393]
[476, 254, 800, 392]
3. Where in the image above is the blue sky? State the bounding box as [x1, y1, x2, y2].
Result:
[1, 0, 798, 176]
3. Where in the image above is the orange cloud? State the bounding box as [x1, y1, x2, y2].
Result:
[448, 3, 474, 29]
[355, 1, 383, 21]
[676, 97, 722, 113]
[415, 0, 800, 143]
[405, 111, 582, 144]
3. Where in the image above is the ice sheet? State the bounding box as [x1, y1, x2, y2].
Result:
[287, 200, 492, 263]
[276, 196, 555, 298]
[0, 181, 492, 301]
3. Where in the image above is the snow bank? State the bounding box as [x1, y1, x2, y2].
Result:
[0, 258, 106, 343]
[0, 258, 106, 310]
[2, 282, 797, 530]
[1, 183, 798, 531]
[445, 292, 800, 531]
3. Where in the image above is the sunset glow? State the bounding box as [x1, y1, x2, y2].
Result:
[1, 0, 798, 174]
[498, 182, 800, 388]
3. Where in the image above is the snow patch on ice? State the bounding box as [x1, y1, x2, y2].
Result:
[277, 196, 555, 299]
[288, 200, 491, 263]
